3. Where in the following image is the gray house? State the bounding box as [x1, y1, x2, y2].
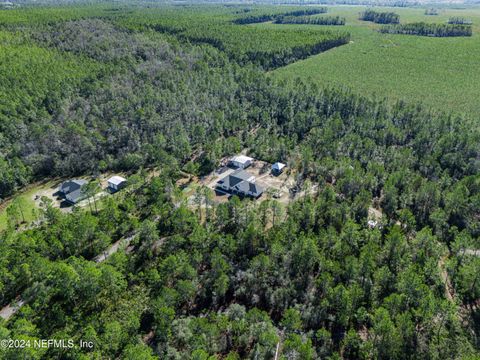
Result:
[217, 169, 263, 198]
[59, 179, 87, 204]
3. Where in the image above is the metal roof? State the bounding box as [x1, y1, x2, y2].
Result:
[108, 176, 127, 186]
[231, 155, 253, 164]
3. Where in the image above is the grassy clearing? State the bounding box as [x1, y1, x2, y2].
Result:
[0, 182, 53, 231]
[271, 5, 480, 116]
[0, 176, 127, 231]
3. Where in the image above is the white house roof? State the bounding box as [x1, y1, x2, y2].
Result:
[108, 175, 127, 186]
[272, 162, 286, 170]
[231, 155, 253, 164]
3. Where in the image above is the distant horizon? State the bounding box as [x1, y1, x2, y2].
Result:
[3, 0, 480, 8]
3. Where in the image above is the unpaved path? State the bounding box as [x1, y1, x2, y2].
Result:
[439, 255, 455, 302]
[1, 232, 137, 321]
[0, 228, 169, 322]
[94, 233, 136, 263]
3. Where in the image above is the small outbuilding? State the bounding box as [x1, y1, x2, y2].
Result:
[229, 155, 253, 169]
[271, 162, 286, 176]
[59, 179, 87, 204]
[107, 176, 127, 192]
[368, 220, 378, 229]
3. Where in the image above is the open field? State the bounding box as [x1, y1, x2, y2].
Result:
[0, 179, 71, 231]
[271, 5, 480, 116]
[0, 183, 46, 231]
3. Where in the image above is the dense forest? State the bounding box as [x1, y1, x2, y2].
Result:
[0, 3, 479, 360]
[0, 5, 349, 199]
[380, 22, 473, 36]
[274, 15, 346, 26]
[359, 9, 400, 24]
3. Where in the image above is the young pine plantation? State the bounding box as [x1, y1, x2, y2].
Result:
[273, 5, 480, 116]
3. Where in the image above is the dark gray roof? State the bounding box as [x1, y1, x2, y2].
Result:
[218, 169, 252, 186]
[60, 179, 87, 194]
[217, 170, 263, 197]
[66, 188, 87, 204]
[60, 179, 88, 203]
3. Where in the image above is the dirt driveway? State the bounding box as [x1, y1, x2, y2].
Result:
[196, 160, 299, 205]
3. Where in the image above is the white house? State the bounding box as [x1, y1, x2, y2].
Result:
[107, 176, 127, 192]
[271, 162, 286, 175]
[229, 155, 253, 169]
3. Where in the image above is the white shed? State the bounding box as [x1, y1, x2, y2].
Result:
[229, 155, 254, 169]
[108, 176, 127, 192]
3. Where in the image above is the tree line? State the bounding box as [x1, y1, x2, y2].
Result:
[232, 7, 327, 24]
[380, 22, 473, 37]
[274, 15, 346, 25]
[359, 9, 400, 24]
[448, 17, 472, 25]
[241, 33, 350, 69]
